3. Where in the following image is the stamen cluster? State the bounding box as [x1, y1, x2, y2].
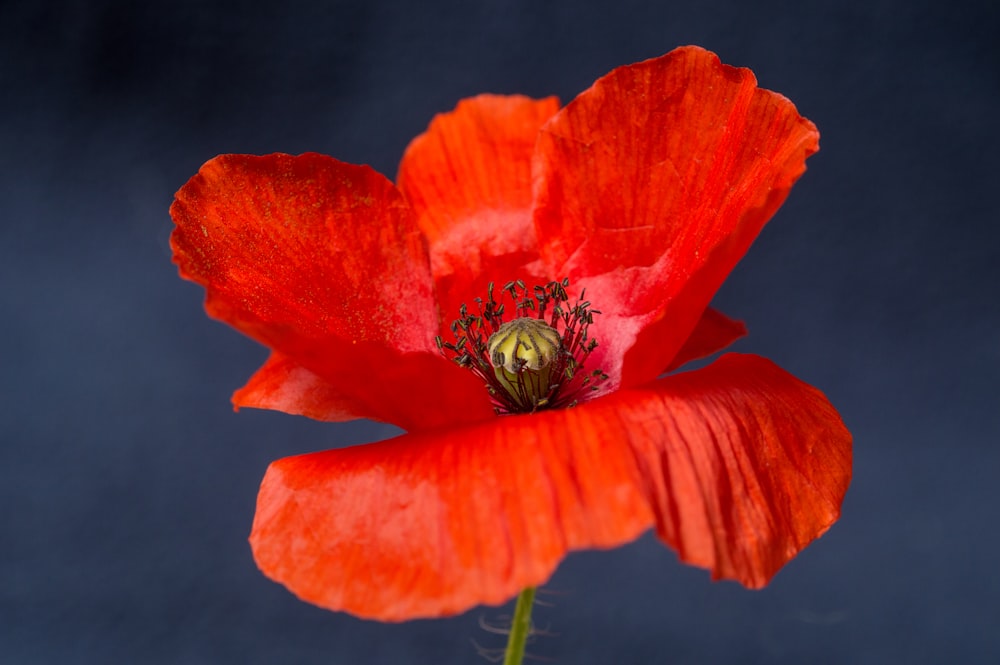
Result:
[436, 279, 609, 415]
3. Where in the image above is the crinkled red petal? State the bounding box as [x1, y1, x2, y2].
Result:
[398, 95, 560, 334]
[171, 153, 493, 431]
[630, 354, 851, 588]
[666, 307, 747, 372]
[250, 353, 850, 620]
[532, 46, 819, 390]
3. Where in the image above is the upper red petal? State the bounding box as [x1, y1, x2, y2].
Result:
[171, 153, 493, 430]
[398, 95, 560, 333]
[532, 46, 819, 389]
[250, 354, 849, 620]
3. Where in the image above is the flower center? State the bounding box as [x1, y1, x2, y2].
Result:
[488, 317, 561, 405]
[436, 279, 608, 415]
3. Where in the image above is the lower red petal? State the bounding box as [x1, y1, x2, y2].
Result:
[633, 354, 852, 587]
[250, 354, 849, 619]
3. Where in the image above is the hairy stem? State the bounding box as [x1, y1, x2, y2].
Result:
[503, 587, 536, 665]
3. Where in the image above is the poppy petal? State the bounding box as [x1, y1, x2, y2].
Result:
[232, 351, 366, 422]
[230, 351, 495, 431]
[532, 46, 819, 389]
[250, 354, 849, 620]
[171, 153, 493, 430]
[666, 308, 747, 372]
[398, 95, 560, 331]
[629, 354, 851, 588]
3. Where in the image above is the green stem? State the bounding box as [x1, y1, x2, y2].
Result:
[503, 586, 536, 665]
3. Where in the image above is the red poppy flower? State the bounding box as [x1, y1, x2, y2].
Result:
[171, 46, 851, 621]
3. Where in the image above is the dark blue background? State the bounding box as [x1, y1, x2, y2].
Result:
[3, 1, 997, 663]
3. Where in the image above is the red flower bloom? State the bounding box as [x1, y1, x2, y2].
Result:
[171, 46, 851, 621]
